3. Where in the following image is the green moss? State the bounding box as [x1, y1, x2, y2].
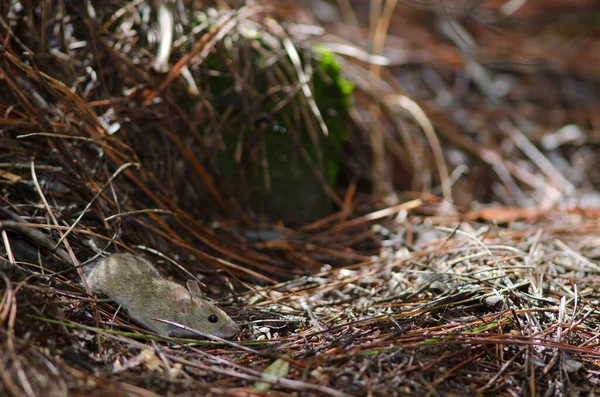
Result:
[211, 45, 353, 223]
[312, 47, 354, 186]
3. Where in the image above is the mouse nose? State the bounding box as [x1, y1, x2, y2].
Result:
[218, 323, 239, 338]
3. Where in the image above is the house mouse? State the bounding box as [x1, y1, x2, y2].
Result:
[85, 253, 238, 338]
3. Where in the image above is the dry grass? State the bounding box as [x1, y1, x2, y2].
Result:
[1, 0, 600, 396]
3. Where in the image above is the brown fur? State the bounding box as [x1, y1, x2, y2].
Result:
[86, 253, 238, 338]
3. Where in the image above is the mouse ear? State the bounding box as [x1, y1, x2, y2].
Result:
[172, 286, 192, 314]
[186, 280, 203, 298]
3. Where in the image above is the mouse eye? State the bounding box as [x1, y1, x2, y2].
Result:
[208, 314, 219, 323]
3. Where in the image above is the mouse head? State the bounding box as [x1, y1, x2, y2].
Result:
[170, 280, 238, 338]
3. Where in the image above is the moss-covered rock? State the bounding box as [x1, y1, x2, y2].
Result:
[213, 44, 354, 223]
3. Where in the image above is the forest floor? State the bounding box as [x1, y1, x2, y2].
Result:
[1, 1, 600, 396]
